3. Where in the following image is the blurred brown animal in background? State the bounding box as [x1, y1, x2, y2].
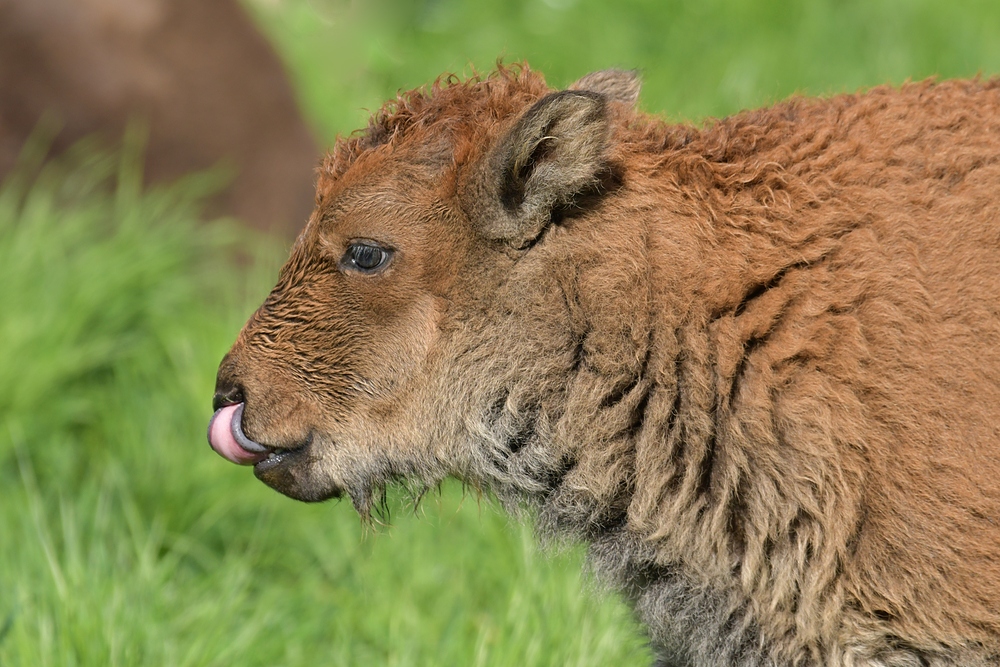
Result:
[208, 65, 1000, 665]
[0, 0, 317, 233]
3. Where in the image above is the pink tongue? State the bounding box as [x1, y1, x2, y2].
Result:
[208, 403, 266, 465]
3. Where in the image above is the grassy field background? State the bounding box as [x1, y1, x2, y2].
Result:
[3, 1, 1000, 665]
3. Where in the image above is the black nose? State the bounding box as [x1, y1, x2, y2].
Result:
[212, 384, 245, 412]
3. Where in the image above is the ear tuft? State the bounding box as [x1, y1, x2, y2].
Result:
[461, 91, 610, 249]
[569, 69, 641, 107]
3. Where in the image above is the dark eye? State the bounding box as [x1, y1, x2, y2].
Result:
[341, 241, 393, 274]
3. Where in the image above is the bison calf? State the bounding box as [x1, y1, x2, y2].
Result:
[208, 66, 1000, 666]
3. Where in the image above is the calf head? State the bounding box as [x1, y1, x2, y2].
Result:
[209, 67, 641, 513]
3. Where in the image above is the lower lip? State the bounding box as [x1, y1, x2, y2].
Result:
[253, 447, 299, 475]
[256, 429, 315, 472]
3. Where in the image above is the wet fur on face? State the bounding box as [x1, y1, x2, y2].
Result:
[214, 65, 1000, 666]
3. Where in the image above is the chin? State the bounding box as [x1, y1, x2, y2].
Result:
[252, 449, 343, 503]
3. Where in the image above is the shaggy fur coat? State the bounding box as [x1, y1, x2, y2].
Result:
[212, 67, 1000, 666]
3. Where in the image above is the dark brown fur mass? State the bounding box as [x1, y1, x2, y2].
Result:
[214, 66, 1000, 666]
[0, 0, 317, 233]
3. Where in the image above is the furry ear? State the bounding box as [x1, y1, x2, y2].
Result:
[569, 69, 641, 107]
[461, 90, 610, 249]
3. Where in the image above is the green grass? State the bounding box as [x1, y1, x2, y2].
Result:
[244, 0, 1000, 143]
[5, 2, 1000, 665]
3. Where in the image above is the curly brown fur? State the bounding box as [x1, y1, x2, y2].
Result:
[212, 65, 1000, 665]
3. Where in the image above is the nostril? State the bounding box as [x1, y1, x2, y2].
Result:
[212, 385, 245, 412]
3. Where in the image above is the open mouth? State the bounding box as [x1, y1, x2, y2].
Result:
[207, 403, 306, 472]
